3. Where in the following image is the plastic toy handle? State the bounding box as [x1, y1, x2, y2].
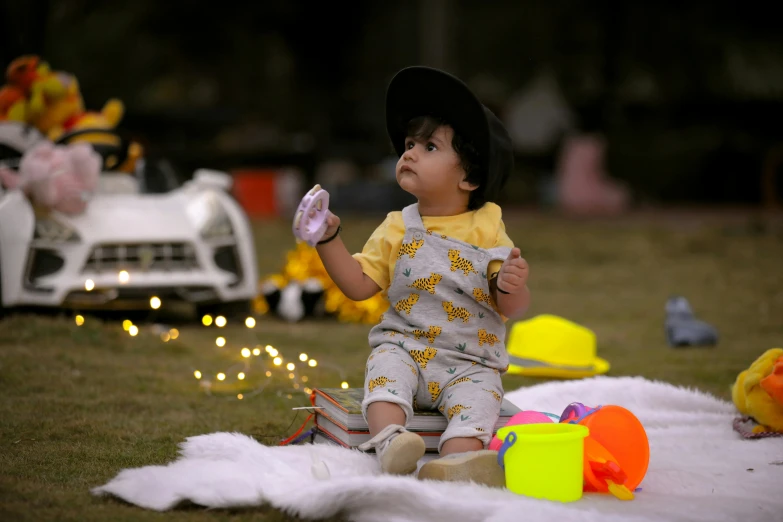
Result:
[292, 184, 330, 247]
[497, 431, 517, 469]
[560, 402, 588, 423]
[589, 459, 634, 500]
[590, 459, 628, 485]
[606, 481, 635, 501]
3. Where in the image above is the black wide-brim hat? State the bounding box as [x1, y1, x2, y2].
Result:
[385, 66, 513, 202]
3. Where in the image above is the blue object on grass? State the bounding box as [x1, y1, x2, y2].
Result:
[665, 296, 719, 347]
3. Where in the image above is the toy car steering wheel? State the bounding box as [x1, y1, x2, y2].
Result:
[292, 184, 330, 247]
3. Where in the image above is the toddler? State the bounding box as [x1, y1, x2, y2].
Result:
[310, 66, 530, 486]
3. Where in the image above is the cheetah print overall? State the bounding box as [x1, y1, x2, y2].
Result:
[362, 203, 513, 451]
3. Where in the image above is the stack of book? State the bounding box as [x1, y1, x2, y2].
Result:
[311, 387, 521, 452]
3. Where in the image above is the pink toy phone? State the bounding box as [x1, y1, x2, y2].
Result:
[292, 184, 330, 247]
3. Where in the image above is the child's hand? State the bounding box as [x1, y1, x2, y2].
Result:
[497, 248, 529, 294]
[312, 209, 341, 242]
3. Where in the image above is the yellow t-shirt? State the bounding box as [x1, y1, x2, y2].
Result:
[353, 202, 514, 297]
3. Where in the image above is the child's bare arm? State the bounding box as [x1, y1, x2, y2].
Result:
[315, 213, 381, 301]
[490, 248, 531, 319]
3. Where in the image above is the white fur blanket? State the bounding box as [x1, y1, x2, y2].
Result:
[92, 377, 783, 521]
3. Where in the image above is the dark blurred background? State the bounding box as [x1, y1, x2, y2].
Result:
[3, 0, 782, 210]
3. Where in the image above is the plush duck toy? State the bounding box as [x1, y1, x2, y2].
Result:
[732, 348, 783, 435]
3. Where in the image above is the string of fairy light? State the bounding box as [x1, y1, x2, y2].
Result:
[73, 274, 351, 401]
[192, 312, 350, 400]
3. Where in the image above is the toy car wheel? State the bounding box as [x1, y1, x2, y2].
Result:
[196, 299, 253, 321]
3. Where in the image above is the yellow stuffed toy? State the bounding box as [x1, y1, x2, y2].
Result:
[255, 241, 389, 324]
[26, 62, 70, 123]
[34, 74, 139, 173]
[0, 55, 65, 122]
[732, 348, 783, 434]
[29, 72, 85, 136]
[3, 55, 142, 174]
[40, 74, 125, 143]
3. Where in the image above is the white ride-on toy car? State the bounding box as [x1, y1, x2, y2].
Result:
[0, 121, 258, 319]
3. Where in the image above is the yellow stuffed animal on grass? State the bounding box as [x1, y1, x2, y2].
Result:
[732, 348, 783, 434]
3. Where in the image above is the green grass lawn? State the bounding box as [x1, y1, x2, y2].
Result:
[1, 209, 782, 521]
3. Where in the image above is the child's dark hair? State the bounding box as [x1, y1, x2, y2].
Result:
[406, 115, 486, 210]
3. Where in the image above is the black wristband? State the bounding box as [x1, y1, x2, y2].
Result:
[317, 225, 342, 245]
[490, 271, 511, 294]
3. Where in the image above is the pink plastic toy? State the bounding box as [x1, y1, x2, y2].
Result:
[292, 184, 330, 247]
[489, 410, 554, 451]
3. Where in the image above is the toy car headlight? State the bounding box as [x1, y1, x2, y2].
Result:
[201, 210, 234, 239]
[187, 192, 234, 240]
[34, 217, 80, 242]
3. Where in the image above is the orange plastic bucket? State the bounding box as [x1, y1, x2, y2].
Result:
[576, 405, 649, 493]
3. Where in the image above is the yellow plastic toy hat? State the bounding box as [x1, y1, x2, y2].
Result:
[506, 314, 610, 378]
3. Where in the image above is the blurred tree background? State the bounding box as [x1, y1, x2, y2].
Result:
[2, 0, 782, 205]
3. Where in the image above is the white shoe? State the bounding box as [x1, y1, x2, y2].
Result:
[417, 450, 505, 488]
[358, 424, 426, 475]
